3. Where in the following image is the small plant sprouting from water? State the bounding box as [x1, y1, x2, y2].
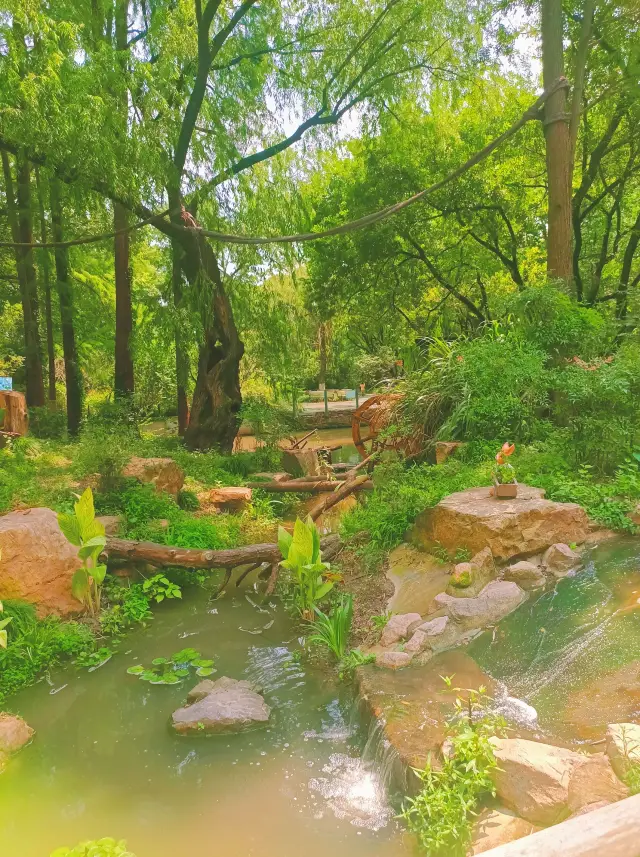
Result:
[308, 594, 353, 660]
[371, 610, 392, 632]
[337, 648, 375, 678]
[51, 838, 136, 857]
[142, 573, 182, 603]
[400, 679, 506, 856]
[278, 517, 335, 618]
[58, 487, 107, 617]
[127, 648, 215, 685]
[75, 646, 114, 670]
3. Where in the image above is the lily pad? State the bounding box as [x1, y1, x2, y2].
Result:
[174, 668, 190, 677]
[152, 657, 169, 666]
[196, 666, 216, 677]
[127, 665, 145, 675]
[191, 659, 214, 668]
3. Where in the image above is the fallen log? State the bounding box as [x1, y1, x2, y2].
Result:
[309, 473, 371, 521]
[104, 533, 341, 570]
[246, 479, 373, 493]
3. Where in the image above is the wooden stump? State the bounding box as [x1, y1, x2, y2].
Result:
[0, 391, 28, 436]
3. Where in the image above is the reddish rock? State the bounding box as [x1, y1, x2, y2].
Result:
[0, 508, 83, 616]
[435, 441, 465, 465]
[0, 713, 34, 757]
[503, 560, 546, 589]
[375, 651, 413, 670]
[411, 485, 589, 561]
[123, 457, 184, 496]
[208, 487, 252, 512]
[380, 612, 422, 647]
[542, 543, 581, 577]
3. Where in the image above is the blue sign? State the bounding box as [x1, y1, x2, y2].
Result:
[0, 377, 12, 391]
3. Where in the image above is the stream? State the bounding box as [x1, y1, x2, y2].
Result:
[0, 581, 409, 857]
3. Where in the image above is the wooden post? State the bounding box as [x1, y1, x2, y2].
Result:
[355, 387, 359, 408]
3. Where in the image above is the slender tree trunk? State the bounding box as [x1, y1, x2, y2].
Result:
[113, 0, 134, 397]
[617, 209, 640, 322]
[49, 179, 83, 435]
[1, 151, 45, 406]
[318, 321, 328, 388]
[171, 240, 190, 436]
[541, 0, 573, 283]
[34, 166, 57, 403]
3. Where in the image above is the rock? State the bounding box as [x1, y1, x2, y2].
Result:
[375, 651, 413, 669]
[489, 738, 627, 826]
[472, 807, 539, 854]
[0, 713, 34, 761]
[566, 752, 627, 814]
[96, 515, 122, 536]
[411, 485, 589, 561]
[207, 487, 252, 512]
[447, 547, 495, 597]
[631, 503, 640, 526]
[172, 676, 270, 734]
[434, 581, 527, 631]
[380, 612, 422, 647]
[542, 543, 581, 577]
[386, 544, 452, 615]
[281, 449, 321, 478]
[606, 723, 640, 779]
[123, 457, 184, 496]
[503, 560, 546, 590]
[435, 441, 465, 465]
[404, 630, 429, 654]
[415, 615, 461, 652]
[0, 508, 83, 616]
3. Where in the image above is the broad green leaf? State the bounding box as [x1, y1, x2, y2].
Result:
[292, 518, 313, 563]
[314, 581, 334, 601]
[91, 564, 107, 585]
[191, 658, 214, 668]
[196, 666, 216, 676]
[127, 665, 145, 675]
[0, 630, 7, 648]
[74, 487, 96, 539]
[57, 512, 82, 547]
[83, 517, 106, 540]
[78, 535, 106, 561]
[277, 526, 293, 559]
[151, 657, 169, 665]
[71, 569, 90, 602]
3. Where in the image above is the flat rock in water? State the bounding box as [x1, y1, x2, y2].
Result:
[434, 581, 527, 631]
[606, 723, 640, 779]
[542, 542, 581, 577]
[410, 485, 589, 561]
[386, 544, 452, 615]
[0, 713, 34, 767]
[172, 676, 270, 735]
[380, 612, 422, 647]
[502, 560, 546, 590]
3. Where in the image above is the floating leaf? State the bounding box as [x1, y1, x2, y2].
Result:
[127, 665, 145, 675]
[141, 670, 157, 681]
[191, 659, 214, 668]
[196, 666, 216, 677]
[151, 657, 169, 666]
[174, 668, 190, 677]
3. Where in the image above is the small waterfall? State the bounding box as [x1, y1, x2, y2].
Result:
[360, 715, 408, 795]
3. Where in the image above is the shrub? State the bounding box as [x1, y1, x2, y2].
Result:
[50, 838, 136, 857]
[308, 594, 353, 660]
[28, 406, 66, 439]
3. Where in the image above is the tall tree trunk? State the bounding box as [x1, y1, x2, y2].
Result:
[318, 321, 328, 388]
[49, 179, 83, 435]
[171, 240, 190, 436]
[617, 209, 640, 322]
[541, 0, 573, 283]
[177, 231, 244, 452]
[1, 151, 45, 406]
[34, 166, 57, 403]
[113, 0, 134, 397]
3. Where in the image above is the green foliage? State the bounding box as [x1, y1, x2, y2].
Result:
[308, 594, 353, 660]
[28, 406, 67, 439]
[0, 598, 11, 649]
[58, 487, 107, 616]
[370, 611, 392, 631]
[75, 646, 114, 669]
[142, 574, 182, 603]
[100, 579, 154, 636]
[0, 600, 94, 703]
[338, 648, 375, 677]
[177, 489, 200, 511]
[50, 838, 135, 857]
[240, 394, 300, 446]
[401, 684, 504, 856]
[127, 648, 215, 685]
[278, 517, 334, 617]
[625, 764, 640, 796]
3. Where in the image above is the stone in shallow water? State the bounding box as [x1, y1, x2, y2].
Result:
[503, 560, 546, 589]
[471, 806, 539, 854]
[410, 485, 589, 560]
[415, 615, 461, 652]
[404, 630, 429, 654]
[172, 676, 270, 734]
[434, 580, 527, 631]
[375, 651, 413, 670]
[386, 544, 452, 615]
[447, 547, 496, 597]
[379, 612, 422, 647]
[542, 543, 581, 577]
[0, 713, 34, 768]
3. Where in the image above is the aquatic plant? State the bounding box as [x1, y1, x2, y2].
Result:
[127, 648, 215, 685]
[308, 594, 353, 660]
[337, 648, 375, 678]
[75, 647, 114, 669]
[58, 487, 107, 616]
[50, 838, 136, 857]
[142, 573, 182, 603]
[278, 517, 334, 618]
[400, 681, 505, 856]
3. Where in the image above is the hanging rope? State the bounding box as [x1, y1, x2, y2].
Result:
[0, 79, 567, 251]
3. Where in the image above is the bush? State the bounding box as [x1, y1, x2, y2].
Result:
[28, 406, 66, 439]
[50, 838, 136, 857]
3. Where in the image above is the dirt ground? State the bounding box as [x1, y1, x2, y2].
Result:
[337, 545, 394, 648]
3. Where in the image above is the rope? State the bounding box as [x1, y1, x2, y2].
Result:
[0, 79, 568, 251]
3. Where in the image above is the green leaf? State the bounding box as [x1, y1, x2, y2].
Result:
[308, 515, 321, 563]
[127, 665, 145, 675]
[196, 666, 216, 677]
[174, 668, 190, 677]
[57, 512, 82, 546]
[191, 658, 214, 668]
[71, 568, 90, 602]
[277, 526, 293, 559]
[74, 487, 96, 540]
[0, 630, 7, 649]
[314, 580, 334, 601]
[91, 564, 107, 585]
[78, 535, 106, 561]
[151, 657, 169, 666]
[292, 518, 313, 562]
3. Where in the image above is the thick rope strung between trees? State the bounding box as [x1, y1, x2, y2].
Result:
[0, 79, 568, 250]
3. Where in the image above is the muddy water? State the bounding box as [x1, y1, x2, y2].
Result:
[0, 584, 409, 857]
[468, 538, 640, 741]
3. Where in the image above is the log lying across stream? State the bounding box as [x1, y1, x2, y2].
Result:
[104, 533, 342, 570]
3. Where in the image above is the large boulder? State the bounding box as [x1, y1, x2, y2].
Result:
[433, 581, 527, 631]
[490, 738, 627, 825]
[123, 457, 184, 496]
[606, 723, 640, 779]
[380, 612, 422, 647]
[502, 560, 546, 590]
[471, 807, 539, 854]
[542, 543, 581, 577]
[172, 677, 270, 734]
[0, 508, 83, 616]
[411, 485, 589, 561]
[0, 713, 34, 768]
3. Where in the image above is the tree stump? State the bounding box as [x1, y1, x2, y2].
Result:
[0, 391, 28, 436]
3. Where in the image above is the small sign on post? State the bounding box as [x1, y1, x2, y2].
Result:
[0, 377, 12, 391]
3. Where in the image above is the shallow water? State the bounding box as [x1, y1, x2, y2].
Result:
[469, 538, 640, 740]
[0, 584, 409, 857]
